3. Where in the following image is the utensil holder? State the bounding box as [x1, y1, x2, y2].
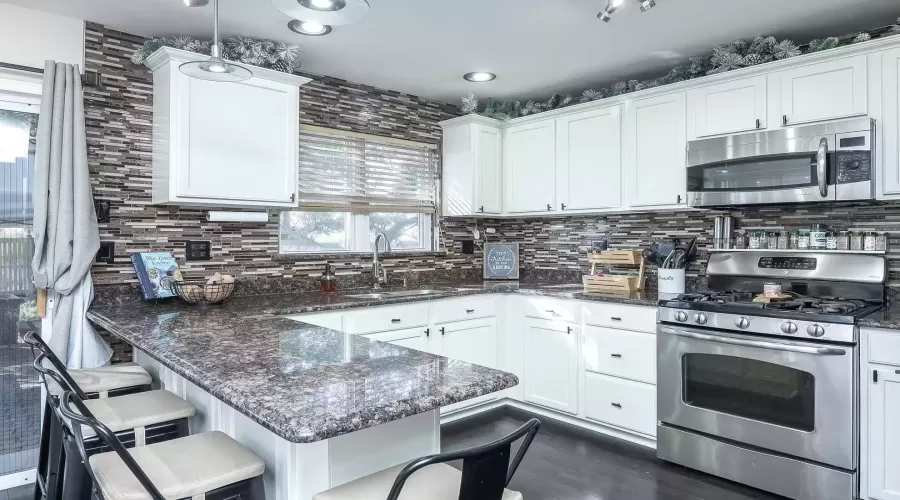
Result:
[658, 269, 685, 294]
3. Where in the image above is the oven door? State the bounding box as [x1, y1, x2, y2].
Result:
[686, 134, 836, 207]
[657, 325, 856, 470]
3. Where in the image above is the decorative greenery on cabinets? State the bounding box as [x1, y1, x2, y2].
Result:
[131, 35, 302, 73]
[472, 18, 900, 120]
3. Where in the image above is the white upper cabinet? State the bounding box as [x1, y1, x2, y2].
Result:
[774, 55, 868, 127]
[441, 117, 503, 216]
[881, 48, 900, 196]
[504, 119, 557, 213]
[146, 48, 308, 207]
[555, 106, 622, 211]
[687, 75, 767, 138]
[624, 92, 687, 207]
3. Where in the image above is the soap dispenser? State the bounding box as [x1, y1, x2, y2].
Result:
[319, 262, 336, 293]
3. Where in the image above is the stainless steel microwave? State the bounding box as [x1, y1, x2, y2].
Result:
[686, 118, 875, 207]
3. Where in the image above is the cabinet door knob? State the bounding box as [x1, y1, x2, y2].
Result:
[546, 203, 552, 211]
[610, 353, 622, 358]
[783, 115, 788, 126]
[425, 328, 430, 337]
[756, 118, 761, 129]
[611, 402, 622, 409]
[440, 327, 446, 336]
[478, 206, 484, 213]
[677, 194, 682, 204]
[567, 326, 573, 335]
[561, 203, 567, 210]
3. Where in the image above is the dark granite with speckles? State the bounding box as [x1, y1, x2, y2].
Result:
[859, 302, 900, 330]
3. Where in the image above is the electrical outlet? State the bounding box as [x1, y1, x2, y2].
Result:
[96, 242, 115, 263]
[185, 241, 211, 261]
[462, 240, 475, 255]
[591, 239, 609, 251]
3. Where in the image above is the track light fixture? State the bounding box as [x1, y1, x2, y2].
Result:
[639, 0, 656, 11]
[598, 0, 657, 23]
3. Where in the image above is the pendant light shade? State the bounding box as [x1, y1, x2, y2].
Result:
[179, 0, 252, 82]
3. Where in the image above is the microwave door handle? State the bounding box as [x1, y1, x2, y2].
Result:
[659, 326, 846, 356]
[817, 137, 828, 198]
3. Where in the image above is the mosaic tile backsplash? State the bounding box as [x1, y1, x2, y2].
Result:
[84, 23, 900, 293]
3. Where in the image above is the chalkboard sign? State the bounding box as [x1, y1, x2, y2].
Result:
[483, 243, 520, 280]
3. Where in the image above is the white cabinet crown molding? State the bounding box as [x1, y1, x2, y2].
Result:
[144, 47, 312, 87]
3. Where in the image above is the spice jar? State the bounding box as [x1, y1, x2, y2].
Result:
[777, 232, 789, 249]
[749, 231, 762, 249]
[837, 231, 850, 251]
[876, 233, 888, 252]
[790, 231, 800, 249]
[809, 224, 828, 250]
[850, 232, 864, 251]
[864, 232, 877, 251]
[767, 232, 779, 250]
[797, 230, 811, 250]
[826, 231, 838, 250]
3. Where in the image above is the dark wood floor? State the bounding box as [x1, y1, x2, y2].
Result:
[441, 407, 785, 500]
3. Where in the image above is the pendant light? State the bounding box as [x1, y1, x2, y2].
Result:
[180, 0, 252, 82]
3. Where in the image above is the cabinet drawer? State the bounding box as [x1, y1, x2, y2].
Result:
[433, 297, 496, 324]
[866, 329, 900, 366]
[342, 305, 430, 334]
[584, 372, 656, 437]
[523, 298, 577, 323]
[583, 326, 656, 384]
[582, 302, 656, 333]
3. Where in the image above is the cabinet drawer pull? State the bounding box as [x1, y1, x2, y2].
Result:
[610, 353, 622, 358]
[478, 206, 484, 213]
[756, 118, 761, 129]
[546, 203, 552, 211]
[783, 115, 788, 126]
[611, 403, 622, 409]
[896, 369, 900, 375]
[567, 326, 573, 335]
[610, 317, 622, 322]
[440, 327, 446, 336]
[391, 319, 401, 324]
[545, 309, 555, 314]
[561, 203, 567, 210]
[466, 309, 475, 313]
[425, 328, 430, 337]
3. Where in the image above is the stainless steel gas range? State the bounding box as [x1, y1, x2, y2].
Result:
[656, 250, 887, 500]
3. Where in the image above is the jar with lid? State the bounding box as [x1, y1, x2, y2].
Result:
[837, 231, 850, 251]
[825, 231, 838, 250]
[748, 231, 762, 249]
[767, 232, 779, 250]
[864, 232, 877, 251]
[809, 224, 828, 250]
[797, 230, 811, 250]
[790, 231, 800, 249]
[777, 232, 789, 249]
[876, 232, 888, 252]
[850, 232, 864, 251]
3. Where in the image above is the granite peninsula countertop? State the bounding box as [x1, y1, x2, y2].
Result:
[86, 280, 658, 443]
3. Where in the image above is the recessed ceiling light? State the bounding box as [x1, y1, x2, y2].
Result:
[288, 19, 333, 36]
[273, 0, 368, 26]
[464, 72, 496, 82]
[299, 0, 347, 11]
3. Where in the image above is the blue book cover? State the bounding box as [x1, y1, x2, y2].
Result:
[130, 252, 183, 300]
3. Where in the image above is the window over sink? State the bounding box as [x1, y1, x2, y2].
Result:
[279, 126, 438, 254]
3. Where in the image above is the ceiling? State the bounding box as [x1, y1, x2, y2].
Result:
[7, 0, 900, 104]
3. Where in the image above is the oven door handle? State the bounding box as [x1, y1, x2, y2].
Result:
[659, 326, 846, 356]
[817, 137, 828, 198]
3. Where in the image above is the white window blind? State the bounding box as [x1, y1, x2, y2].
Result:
[297, 125, 438, 213]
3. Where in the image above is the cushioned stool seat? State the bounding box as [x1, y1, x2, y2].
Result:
[89, 431, 265, 500]
[313, 463, 523, 500]
[78, 390, 195, 439]
[47, 362, 152, 396]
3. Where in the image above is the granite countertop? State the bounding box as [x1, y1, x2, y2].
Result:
[86, 280, 657, 443]
[859, 302, 900, 330]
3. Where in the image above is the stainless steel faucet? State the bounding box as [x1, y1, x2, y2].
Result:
[372, 232, 391, 289]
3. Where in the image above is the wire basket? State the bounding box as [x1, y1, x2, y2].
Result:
[171, 280, 235, 305]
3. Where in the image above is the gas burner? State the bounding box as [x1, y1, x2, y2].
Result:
[674, 293, 709, 303]
[676, 290, 754, 304]
[809, 299, 868, 315]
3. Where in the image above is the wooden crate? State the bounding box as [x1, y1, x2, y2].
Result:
[584, 250, 645, 292]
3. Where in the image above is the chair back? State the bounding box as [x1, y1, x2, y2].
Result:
[26, 332, 89, 400]
[386, 418, 541, 500]
[57, 390, 167, 500]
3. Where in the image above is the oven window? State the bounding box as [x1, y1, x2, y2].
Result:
[682, 354, 815, 431]
[688, 155, 817, 192]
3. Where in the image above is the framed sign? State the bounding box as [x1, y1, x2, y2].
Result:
[483, 243, 520, 280]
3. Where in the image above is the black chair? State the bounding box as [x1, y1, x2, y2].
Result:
[57, 391, 267, 500]
[313, 417, 541, 500]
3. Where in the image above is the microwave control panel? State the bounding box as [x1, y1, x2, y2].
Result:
[836, 150, 872, 184]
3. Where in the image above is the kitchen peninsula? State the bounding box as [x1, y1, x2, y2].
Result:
[86, 293, 520, 500]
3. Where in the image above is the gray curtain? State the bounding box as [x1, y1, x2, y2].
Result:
[31, 61, 111, 368]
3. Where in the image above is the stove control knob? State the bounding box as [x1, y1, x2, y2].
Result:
[807, 324, 826, 337]
[735, 316, 751, 329]
[694, 313, 708, 325]
[780, 321, 798, 334]
[675, 311, 689, 322]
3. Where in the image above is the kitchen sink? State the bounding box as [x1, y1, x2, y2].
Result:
[344, 289, 449, 300]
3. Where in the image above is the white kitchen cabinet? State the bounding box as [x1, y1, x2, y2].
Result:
[436, 318, 499, 413]
[555, 106, 622, 211]
[365, 327, 430, 353]
[881, 48, 900, 195]
[146, 47, 309, 207]
[522, 318, 578, 414]
[687, 75, 767, 138]
[441, 117, 503, 215]
[775, 55, 868, 127]
[584, 372, 656, 437]
[868, 367, 900, 500]
[623, 92, 687, 207]
[504, 119, 557, 213]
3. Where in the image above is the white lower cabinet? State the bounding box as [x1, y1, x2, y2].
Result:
[437, 318, 499, 413]
[583, 325, 656, 384]
[868, 367, 900, 500]
[583, 372, 656, 437]
[522, 318, 578, 414]
[364, 327, 430, 353]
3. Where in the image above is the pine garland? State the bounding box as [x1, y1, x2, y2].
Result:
[473, 17, 900, 120]
[131, 35, 302, 73]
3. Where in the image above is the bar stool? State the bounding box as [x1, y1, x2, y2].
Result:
[312, 418, 540, 500]
[58, 390, 266, 500]
[24, 332, 191, 500]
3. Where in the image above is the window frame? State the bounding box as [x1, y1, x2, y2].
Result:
[279, 211, 434, 255]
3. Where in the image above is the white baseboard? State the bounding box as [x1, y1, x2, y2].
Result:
[0, 468, 35, 491]
[440, 398, 657, 450]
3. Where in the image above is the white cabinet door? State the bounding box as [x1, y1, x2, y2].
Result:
[869, 368, 900, 500]
[436, 318, 497, 368]
[522, 318, 578, 414]
[776, 55, 867, 126]
[474, 124, 503, 214]
[504, 120, 556, 213]
[365, 328, 429, 353]
[177, 76, 298, 204]
[555, 106, 622, 211]
[624, 92, 687, 207]
[882, 48, 900, 195]
[688, 75, 766, 138]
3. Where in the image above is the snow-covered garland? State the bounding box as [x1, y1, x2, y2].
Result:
[465, 19, 900, 120]
[131, 35, 302, 73]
